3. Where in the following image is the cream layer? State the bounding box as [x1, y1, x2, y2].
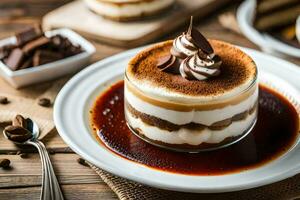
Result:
[126, 109, 257, 145]
[128, 74, 256, 104]
[84, 0, 174, 18]
[124, 85, 258, 126]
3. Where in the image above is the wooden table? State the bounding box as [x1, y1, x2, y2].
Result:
[0, 1, 299, 199]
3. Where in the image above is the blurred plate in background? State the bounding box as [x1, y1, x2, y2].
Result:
[237, 0, 300, 59]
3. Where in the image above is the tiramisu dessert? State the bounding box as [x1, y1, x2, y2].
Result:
[125, 18, 258, 151]
[84, 0, 175, 21]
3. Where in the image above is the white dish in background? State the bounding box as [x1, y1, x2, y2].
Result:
[296, 16, 300, 43]
[54, 45, 300, 193]
[237, 0, 300, 58]
[0, 28, 95, 88]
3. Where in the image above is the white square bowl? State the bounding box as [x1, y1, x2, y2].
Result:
[0, 28, 95, 88]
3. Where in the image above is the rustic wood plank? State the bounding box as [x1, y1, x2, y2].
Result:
[0, 175, 102, 188]
[0, 184, 118, 200]
[0, 154, 103, 188]
[0, 153, 94, 176]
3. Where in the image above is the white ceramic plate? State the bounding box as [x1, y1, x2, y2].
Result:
[237, 0, 300, 58]
[54, 46, 300, 193]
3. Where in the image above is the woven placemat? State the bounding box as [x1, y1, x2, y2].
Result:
[89, 164, 300, 200]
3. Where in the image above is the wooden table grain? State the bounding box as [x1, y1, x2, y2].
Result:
[0, 1, 299, 200]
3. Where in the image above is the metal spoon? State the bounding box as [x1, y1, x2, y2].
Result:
[3, 118, 64, 200]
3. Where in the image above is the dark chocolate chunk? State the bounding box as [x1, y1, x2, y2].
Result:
[0, 159, 10, 168]
[19, 57, 33, 69]
[1, 25, 84, 72]
[33, 50, 62, 66]
[5, 48, 24, 71]
[0, 44, 17, 59]
[22, 36, 50, 54]
[38, 98, 51, 107]
[15, 25, 43, 46]
[0, 96, 9, 104]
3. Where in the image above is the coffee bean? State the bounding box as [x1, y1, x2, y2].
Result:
[9, 134, 32, 143]
[4, 125, 32, 143]
[0, 96, 8, 104]
[20, 153, 29, 159]
[16, 150, 28, 158]
[49, 150, 56, 155]
[13, 115, 27, 129]
[0, 159, 10, 168]
[38, 98, 51, 107]
[4, 125, 30, 135]
[77, 158, 89, 167]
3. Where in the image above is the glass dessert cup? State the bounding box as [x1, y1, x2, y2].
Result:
[124, 72, 259, 153]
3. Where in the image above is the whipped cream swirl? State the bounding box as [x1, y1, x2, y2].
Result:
[157, 16, 222, 80]
[171, 33, 198, 59]
[180, 50, 221, 80]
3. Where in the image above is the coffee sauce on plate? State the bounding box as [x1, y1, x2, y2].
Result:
[90, 81, 299, 175]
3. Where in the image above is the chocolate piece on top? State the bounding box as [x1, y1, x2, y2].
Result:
[157, 54, 172, 68]
[189, 28, 214, 55]
[156, 54, 179, 73]
[161, 16, 222, 81]
[128, 40, 256, 96]
[15, 25, 43, 46]
[5, 48, 24, 71]
[186, 16, 213, 55]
